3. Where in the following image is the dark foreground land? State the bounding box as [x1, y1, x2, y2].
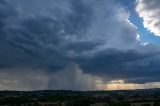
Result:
[0, 89, 160, 106]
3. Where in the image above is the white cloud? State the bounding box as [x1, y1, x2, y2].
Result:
[136, 0, 160, 36]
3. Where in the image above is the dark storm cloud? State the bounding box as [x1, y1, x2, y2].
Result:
[0, 0, 94, 69]
[76, 46, 160, 83]
[0, 0, 160, 90]
[122, 53, 160, 83]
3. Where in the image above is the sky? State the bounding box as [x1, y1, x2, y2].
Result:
[0, 0, 160, 91]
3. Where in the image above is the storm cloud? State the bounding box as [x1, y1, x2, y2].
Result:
[0, 0, 160, 90]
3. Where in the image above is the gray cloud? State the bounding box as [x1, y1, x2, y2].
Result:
[77, 46, 160, 83]
[0, 0, 160, 90]
[0, 64, 98, 91]
[0, 68, 48, 91]
[48, 63, 97, 91]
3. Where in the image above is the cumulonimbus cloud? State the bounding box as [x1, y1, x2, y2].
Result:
[136, 0, 160, 36]
[0, 0, 160, 90]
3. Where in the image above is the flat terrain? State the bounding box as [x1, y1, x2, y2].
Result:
[0, 89, 160, 106]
